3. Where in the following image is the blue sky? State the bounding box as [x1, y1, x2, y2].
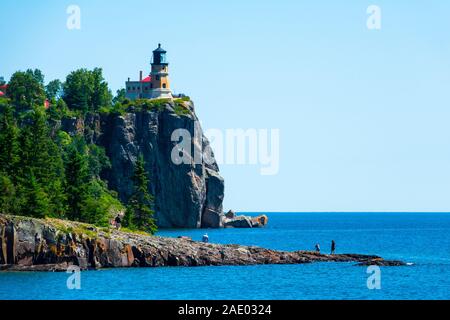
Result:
[1, 0, 450, 212]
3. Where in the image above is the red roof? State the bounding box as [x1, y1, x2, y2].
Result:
[0, 91, 4, 97]
[0, 84, 7, 91]
[141, 76, 151, 82]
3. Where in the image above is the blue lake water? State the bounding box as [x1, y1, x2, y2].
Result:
[1, 212, 450, 300]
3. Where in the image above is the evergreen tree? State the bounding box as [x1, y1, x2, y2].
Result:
[122, 207, 134, 230]
[113, 88, 126, 104]
[64, 142, 90, 221]
[26, 69, 45, 86]
[0, 104, 20, 176]
[91, 68, 112, 112]
[0, 68, 153, 228]
[80, 180, 122, 227]
[87, 144, 111, 178]
[22, 171, 49, 219]
[47, 98, 70, 120]
[0, 173, 18, 215]
[125, 155, 157, 234]
[63, 137, 122, 225]
[45, 79, 63, 100]
[17, 107, 66, 217]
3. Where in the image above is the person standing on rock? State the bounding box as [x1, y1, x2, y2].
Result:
[315, 243, 321, 253]
[202, 233, 209, 243]
[331, 240, 336, 255]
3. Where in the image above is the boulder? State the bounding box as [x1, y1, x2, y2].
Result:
[251, 215, 269, 228]
[224, 214, 268, 228]
[225, 210, 236, 219]
[224, 216, 253, 228]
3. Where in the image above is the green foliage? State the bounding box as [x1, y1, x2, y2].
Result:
[100, 98, 172, 115]
[7, 70, 46, 112]
[122, 208, 134, 230]
[142, 98, 171, 112]
[63, 68, 112, 114]
[56, 131, 72, 147]
[47, 98, 75, 120]
[0, 103, 20, 216]
[0, 68, 164, 231]
[64, 137, 90, 221]
[45, 79, 63, 100]
[17, 107, 67, 218]
[80, 180, 124, 227]
[0, 173, 18, 215]
[21, 172, 49, 219]
[113, 88, 126, 105]
[0, 103, 20, 175]
[123, 155, 157, 234]
[63, 136, 120, 225]
[26, 69, 45, 85]
[87, 143, 111, 178]
[177, 96, 191, 102]
[174, 100, 190, 116]
[100, 102, 128, 116]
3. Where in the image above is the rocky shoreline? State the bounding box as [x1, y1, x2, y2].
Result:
[0, 215, 406, 272]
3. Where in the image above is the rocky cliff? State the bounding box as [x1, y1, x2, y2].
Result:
[0, 215, 406, 271]
[60, 100, 226, 228]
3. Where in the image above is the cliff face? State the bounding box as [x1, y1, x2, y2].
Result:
[61, 101, 225, 228]
[0, 215, 406, 271]
[99, 101, 225, 228]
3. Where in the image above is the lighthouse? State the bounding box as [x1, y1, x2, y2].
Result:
[149, 44, 172, 99]
[125, 43, 173, 100]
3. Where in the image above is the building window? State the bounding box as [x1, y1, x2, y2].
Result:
[156, 75, 160, 81]
[162, 83, 167, 89]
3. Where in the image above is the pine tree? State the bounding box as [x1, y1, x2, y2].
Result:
[125, 155, 157, 234]
[0, 104, 20, 176]
[0, 173, 18, 215]
[64, 143, 90, 221]
[17, 107, 66, 217]
[22, 171, 49, 219]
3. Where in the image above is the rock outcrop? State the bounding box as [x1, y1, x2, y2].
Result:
[0, 215, 406, 272]
[224, 214, 268, 228]
[58, 100, 225, 228]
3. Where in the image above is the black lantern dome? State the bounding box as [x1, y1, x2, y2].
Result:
[152, 43, 168, 65]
